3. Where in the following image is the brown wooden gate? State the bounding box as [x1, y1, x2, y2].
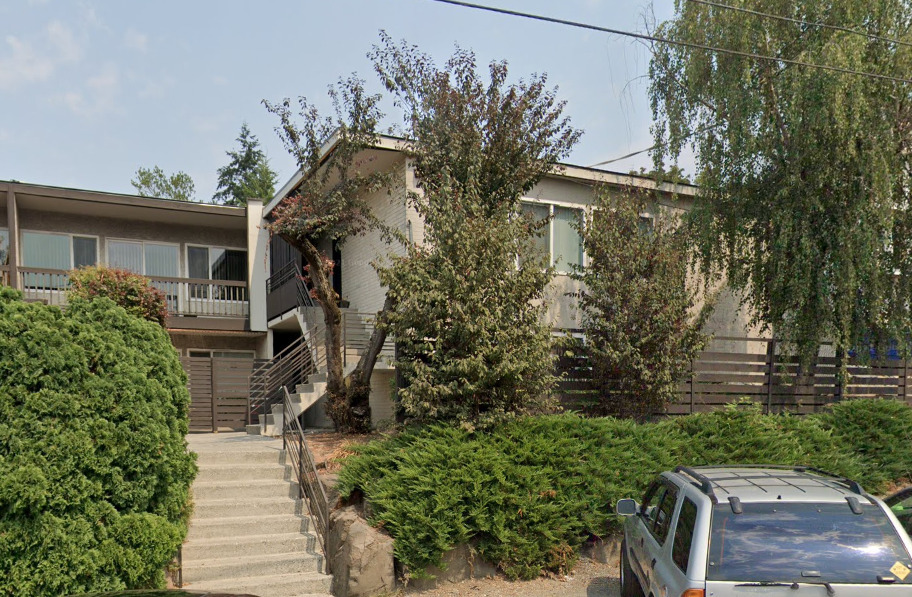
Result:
[181, 357, 263, 432]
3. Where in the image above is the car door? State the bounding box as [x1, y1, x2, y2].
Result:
[628, 481, 665, 588]
[633, 480, 680, 595]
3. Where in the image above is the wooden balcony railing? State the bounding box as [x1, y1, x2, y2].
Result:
[0, 265, 9, 288]
[9, 267, 249, 318]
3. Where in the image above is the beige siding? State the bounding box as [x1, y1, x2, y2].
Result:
[369, 370, 396, 427]
[340, 157, 408, 314]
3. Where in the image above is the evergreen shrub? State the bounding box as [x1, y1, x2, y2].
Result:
[338, 400, 912, 580]
[0, 288, 195, 595]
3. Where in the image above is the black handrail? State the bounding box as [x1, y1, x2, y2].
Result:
[282, 387, 330, 569]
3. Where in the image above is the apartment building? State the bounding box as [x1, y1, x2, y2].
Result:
[0, 180, 269, 431]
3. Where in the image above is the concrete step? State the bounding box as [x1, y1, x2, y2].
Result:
[294, 381, 327, 396]
[182, 531, 318, 560]
[309, 372, 327, 384]
[182, 551, 324, 583]
[195, 462, 287, 483]
[193, 449, 283, 466]
[184, 571, 332, 597]
[245, 423, 262, 435]
[187, 514, 312, 541]
[192, 496, 304, 520]
[192, 479, 298, 501]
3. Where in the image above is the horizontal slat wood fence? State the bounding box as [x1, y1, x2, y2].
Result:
[555, 336, 912, 416]
[181, 357, 266, 432]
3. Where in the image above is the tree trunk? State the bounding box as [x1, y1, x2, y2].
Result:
[283, 235, 363, 431]
[348, 294, 394, 388]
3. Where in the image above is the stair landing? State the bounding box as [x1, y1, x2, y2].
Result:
[183, 433, 332, 597]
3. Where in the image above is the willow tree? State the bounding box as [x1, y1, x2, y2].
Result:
[650, 0, 912, 366]
[264, 77, 391, 432]
[371, 34, 581, 428]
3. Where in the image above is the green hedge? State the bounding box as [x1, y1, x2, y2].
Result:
[337, 400, 912, 580]
[0, 288, 196, 595]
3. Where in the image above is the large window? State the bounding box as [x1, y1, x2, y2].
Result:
[21, 231, 97, 270]
[188, 246, 247, 282]
[21, 231, 97, 289]
[107, 240, 179, 278]
[520, 201, 583, 270]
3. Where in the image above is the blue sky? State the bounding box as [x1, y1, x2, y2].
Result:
[0, 0, 682, 202]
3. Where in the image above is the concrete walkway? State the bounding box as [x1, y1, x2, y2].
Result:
[182, 432, 332, 597]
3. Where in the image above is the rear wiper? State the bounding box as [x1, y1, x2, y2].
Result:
[734, 581, 835, 596]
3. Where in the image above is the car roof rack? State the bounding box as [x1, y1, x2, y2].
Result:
[674, 466, 717, 501]
[681, 464, 867, 497]
[794, 466, 865, 496]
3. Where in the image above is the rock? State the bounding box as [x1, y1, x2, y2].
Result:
[580, 536, 621, 564]
[328, 506, 396, 597]
[407, 544, 498, 591]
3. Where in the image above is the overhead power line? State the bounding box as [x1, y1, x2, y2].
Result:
[687, 0, 912, 49]
[427, 0, 912, 85]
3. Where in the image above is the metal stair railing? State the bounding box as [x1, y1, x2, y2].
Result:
[248, 331, 317, 427]
[282, 386, 330, 567]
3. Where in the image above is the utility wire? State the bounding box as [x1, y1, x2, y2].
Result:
[687, 0, 912, 49]
[427, 0, 912, 85]
[589, 125, 722, 168]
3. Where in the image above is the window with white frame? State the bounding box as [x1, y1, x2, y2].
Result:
[21, 231, 97, 270]
[107, 240, 179, 278]
[20, 231, 97, 289]
[187, 246, 247, 282]
[520, 201, 584, 270]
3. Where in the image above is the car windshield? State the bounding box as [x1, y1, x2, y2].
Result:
[708, 502, 912, 584]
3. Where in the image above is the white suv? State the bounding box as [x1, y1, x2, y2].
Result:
[616, 466, 912, 597]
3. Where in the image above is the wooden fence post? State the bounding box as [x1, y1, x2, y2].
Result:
[905, 358, 909, 405]
[689, 359, 695, 414]
[766, 339, 776, 414]
[210, 358, 218, 433]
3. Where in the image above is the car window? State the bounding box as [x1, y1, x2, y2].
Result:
[640, 481, 663, 520]
[708, 502, 912, 584]
[888, 488, 912, 535]
[672, 497, 698, 573]
[651, 484, 678, 544]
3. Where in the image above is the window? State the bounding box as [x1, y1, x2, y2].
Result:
[188, 350, 254, 359]
[651, 485, 678, 544]
[21, 231, 97, 288]
[708, 502, 912, 584]
[0, 229, 8, 266]
[188, 246, 247, 282]
[519, 201, 583, 270]
[553, 206, 583, 269]
[107, 240, 178, 277]
[22, 231, 97, 270]
[672, 498, 698, 573]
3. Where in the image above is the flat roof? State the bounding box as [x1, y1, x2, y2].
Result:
[1, 180, 249, 229]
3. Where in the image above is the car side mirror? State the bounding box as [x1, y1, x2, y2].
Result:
[616, 498, 639, 516]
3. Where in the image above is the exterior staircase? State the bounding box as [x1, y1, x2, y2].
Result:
[248, 307, 393, 437]
[183, 433, 332, 597]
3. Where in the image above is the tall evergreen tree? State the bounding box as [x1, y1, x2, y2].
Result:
[213, 123, 278, 206]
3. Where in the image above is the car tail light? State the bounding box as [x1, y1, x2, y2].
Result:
[680, 590, 705, 597]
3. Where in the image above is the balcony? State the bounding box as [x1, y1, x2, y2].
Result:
[5, 267, 249, 325]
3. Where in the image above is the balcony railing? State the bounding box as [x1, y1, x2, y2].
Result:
[7, 267, 249, 318]
[0, 266, 8, 287]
